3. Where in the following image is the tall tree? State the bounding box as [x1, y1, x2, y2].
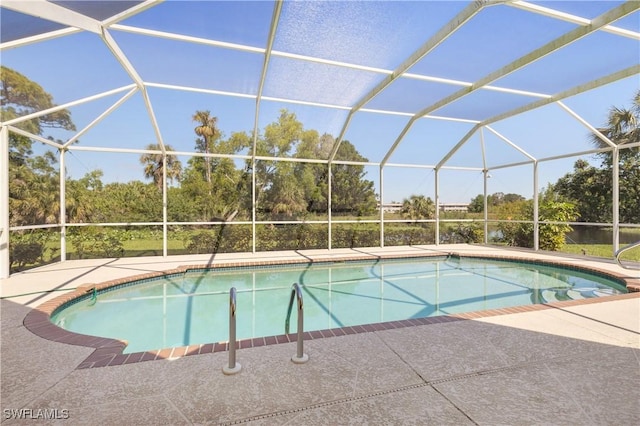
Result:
[98, 181, 162, 222]
[65, 170, 103, 223]
[1, 66, 75, 165]
[9, 151, 60, 226]
[1, 66, 75, 132]
[181, 124, 251, 221]
[192, 110, 219, 185]
[1, 66, 75, 227]
[497, 188, 577, 251]
[294, 131, 333, 213]
[331, 141, 377, 215]
[139, 143, 182, 189]
[591, 90, 639, 160]
[254, 110, 306, 218]
[553, 160, 610, 223]
[555, 91, 640, 223]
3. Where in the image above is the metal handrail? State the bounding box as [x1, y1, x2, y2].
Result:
[222, 287, 241, 375]
[285, 283, 309, 364]
[615, 240, 640, 271]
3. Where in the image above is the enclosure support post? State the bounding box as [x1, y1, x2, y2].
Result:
[533, 161, 539, 251]
[251, 160, 256, 254]
[379, 166, 384, 248]
[162, 153, 168, 257]
[483, 169, 489, 245]
[480, 129, 489, 244]
[0, 126, 10, 279]
[59, 148, 66, 262]
[328, 163, 332, 250]
[612, 147, 620, 255]
[434, 168, 440, 246]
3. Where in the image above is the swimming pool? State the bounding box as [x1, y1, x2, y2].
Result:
[51, 255, 627, 354]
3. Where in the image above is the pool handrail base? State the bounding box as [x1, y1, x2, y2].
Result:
[615, 240, 640, 273]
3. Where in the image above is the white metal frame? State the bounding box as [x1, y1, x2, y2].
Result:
[1, 0, 639, 278]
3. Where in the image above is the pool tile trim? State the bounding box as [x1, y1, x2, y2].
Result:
[23, 251, 640, 369]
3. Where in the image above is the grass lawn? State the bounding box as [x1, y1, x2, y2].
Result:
[561, 244, 640, 261]
[62, 240, 640, 262]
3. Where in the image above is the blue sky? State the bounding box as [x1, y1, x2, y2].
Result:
[2, 0, 639, 204]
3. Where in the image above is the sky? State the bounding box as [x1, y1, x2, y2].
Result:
[2, 0, 639, 204]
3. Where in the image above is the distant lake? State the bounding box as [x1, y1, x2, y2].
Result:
[567, 228, 639, 245]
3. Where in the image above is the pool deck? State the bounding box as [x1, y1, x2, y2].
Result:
[1, 244, 639, 424]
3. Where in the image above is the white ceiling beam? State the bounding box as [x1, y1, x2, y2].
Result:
[435, 125, 481, 170]
[403, 73, 470, 87]
[252, 1, 283, 160]
[69, 145, 162, 155]
[555, 101, 616, 148]
[621, 141, 640, 150]
[2, 84, 137, 127]
[385, 163, 436, 170]
[383, 0, 635, 168]
[439, 165, 484, 171]
[7, 126, 62, 149]
[63, 87, 139, 149]
[538, 147, 614, 164]
[101, 29, 165, 151]
[1, 0, 102, 34]
[439, 65, 639, 171]
[487, 159, 535, 171]
[144, 83, 476, 124]
[113, 20, 553, 103]
[272, 50, 390, 75]
[103, 0, 163, 27]
[260, 96, 350, 111]
[331, 0, 493, 164]
[483, 65, 640, 127]
[101, 29, 145, 87]
[139, 88, 164, 152]
[400, 1, 639, 170]
[484, 125, 536, 161]
[482, 85, 551, 98]
[421, 115, 481, 124]
[145, 82, 256, 99]
[0, 27, 81, 51]
[509, 1, 640, 41]
[421, 1, 639, 122]
[464, 65, 638, 170]
[110, 24, 265, 54]
[358, 109, 414, 118]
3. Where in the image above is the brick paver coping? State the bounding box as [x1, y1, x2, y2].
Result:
[23, 252, 640, 369]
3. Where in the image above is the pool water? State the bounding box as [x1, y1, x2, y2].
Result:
[52, 256, 627, 354]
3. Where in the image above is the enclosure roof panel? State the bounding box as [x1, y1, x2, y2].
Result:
[52, 1, 144, 20]
[0, 0, 638, 170]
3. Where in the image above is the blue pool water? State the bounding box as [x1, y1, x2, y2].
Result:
[52, 256, 627, 354]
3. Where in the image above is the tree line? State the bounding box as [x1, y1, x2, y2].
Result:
[2, 65, 638, 268]
[3, 66, 378, 229]
[139, 109, 378, 223]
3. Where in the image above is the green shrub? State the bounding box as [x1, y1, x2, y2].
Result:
[10, 242, 43, 270]
[67, 227, 124, 259]
[9, 229, 58, 271]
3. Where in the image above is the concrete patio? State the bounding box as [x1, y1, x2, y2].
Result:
[1, 245, 639, 425]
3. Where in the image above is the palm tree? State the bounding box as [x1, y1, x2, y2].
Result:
[192, 110, 219, 184]
[585, 91, 640, 224]
[400, 195, 435, 220]
[591, 90, 640, 161]
[139, 143, 182, 189]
